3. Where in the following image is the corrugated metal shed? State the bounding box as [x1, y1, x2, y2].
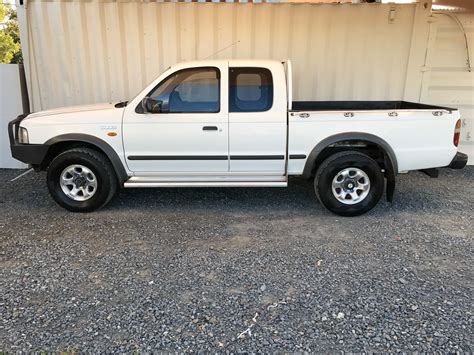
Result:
[421, 12, 473, 161]
[18, 1, 420, 110]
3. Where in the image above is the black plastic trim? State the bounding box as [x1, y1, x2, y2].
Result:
[291, 101, 455, 113]
[302, 133, 398, 178]
[420, 168, 440, 178]
[128, 155, 228, 161]
[8, 114, 28, 145]
[289, 154, 307, 159]
[8, 114, 49, 165]
[127, 155, 286, 161]
[230, 155, 284, 160]
[45, 134, 129, 184]
[11, 144, 50, 165]
[447, 152, 468, 170]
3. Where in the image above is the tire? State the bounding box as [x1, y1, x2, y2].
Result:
[314, 151, 384, 217]
[47, 148, 118, 212]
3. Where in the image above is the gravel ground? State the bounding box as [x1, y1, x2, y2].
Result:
[0, 167, 472, 352]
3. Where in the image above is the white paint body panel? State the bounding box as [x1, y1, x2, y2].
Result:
[228, 60, 287, 173]
[288, 110, 460, 174]
[26, 103, 117, 119]
[19, 59, 462, 183]
[21, 105, 128, 171]
[123, 61, 229, 173]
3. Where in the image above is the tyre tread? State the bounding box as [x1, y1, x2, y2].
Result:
[47, 147, 118, 212]
[314, 150, 384, 216]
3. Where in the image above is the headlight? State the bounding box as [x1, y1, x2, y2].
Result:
[18, 127, 29, 144]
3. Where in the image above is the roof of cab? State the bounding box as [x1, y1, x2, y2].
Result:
[169, 59, 285, 70]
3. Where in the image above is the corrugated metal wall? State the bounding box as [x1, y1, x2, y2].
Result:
[421, 12, 473, 162]
[19, 1, 418, 111]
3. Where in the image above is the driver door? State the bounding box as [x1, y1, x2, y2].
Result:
[123, 64, 229, 173]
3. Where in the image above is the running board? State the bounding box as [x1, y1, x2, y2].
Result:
[124, 178, 287, 188]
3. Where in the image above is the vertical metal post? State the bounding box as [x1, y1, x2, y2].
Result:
[18, 64, 31, 114]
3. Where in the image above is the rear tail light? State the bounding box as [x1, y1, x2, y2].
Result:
[453, 119, 462, 147]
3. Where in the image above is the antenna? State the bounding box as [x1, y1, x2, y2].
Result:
[202, 40, 241, 60]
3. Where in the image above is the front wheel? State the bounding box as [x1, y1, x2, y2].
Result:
[314, 151, 384, 217]
[47, 148, 118, 212]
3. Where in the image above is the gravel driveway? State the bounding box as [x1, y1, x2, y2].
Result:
[0, 167, 472, 352]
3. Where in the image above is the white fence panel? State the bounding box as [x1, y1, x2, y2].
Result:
[0, 64, 27, 169]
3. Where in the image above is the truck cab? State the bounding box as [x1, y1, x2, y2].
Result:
[123, 60, 288, 178]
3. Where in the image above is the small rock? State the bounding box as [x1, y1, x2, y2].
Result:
[260, 284, 266, 292]
[336, 312, 345, 319]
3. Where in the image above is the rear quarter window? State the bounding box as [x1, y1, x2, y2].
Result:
[229, 68, 273, 112]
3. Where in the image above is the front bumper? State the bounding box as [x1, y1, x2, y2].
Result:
[448, 152, 468, 170]
[8, 114, 49, 165]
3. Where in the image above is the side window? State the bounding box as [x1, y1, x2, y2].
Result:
[149, 67, 220, 113]
[229, 68, 273, 112]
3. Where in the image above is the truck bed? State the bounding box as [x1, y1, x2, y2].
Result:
[291, 101, 455, 112]
[288, 100, 461, 174]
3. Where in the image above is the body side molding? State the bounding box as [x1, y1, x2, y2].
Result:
[127, 155, 287, 161]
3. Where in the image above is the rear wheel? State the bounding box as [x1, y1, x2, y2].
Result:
[314, 151, 384, 216]
[47, 148, 117, 212]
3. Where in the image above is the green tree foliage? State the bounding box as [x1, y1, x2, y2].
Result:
[0, 6, 6, 22]
[0, 5, 22, 64]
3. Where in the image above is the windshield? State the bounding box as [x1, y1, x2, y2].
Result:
[126, 66, 172, 105]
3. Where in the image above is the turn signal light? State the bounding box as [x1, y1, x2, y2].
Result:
[453, 119, 461, 147]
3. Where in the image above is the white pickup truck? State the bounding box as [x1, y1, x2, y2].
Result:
[9, 59, 467, 216]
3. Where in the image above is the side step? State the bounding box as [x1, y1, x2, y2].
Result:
[124, 176, 288, 188]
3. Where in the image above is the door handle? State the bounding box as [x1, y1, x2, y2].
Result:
[202, 126, 218, 131]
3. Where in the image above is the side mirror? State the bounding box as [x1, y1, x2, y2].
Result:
[141, 97, 162, 113]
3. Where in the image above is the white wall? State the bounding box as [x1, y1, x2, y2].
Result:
[0, 64, 27, 169]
